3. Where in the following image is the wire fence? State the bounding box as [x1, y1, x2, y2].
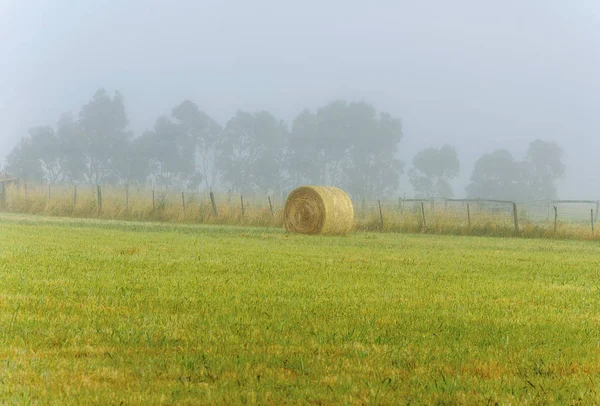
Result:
[1, 180, 599, 239]
[357, 197, 598, 237]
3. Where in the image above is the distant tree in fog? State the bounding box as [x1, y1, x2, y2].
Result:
[217, 111, 288, 194]
[56, 113, 85, 184]
[288, 101, 404, 199]
[288, 102, 352, 187]
[408, 145, 460, 198]
[4, 124, 67, 184]
[114, 135, 153, 185]
[76, 89, 132, 184]
[5, 91, 407, 196]
[139, 116, 198, 188]
[467, 149, 531, 201]
[28, 126, 66, 183]
[525, 139, 565, 200]
[5, 137, 45, 182]
[172, 100, 223, 191]
[288, 110, 322, 185]
[467, 141, 565, 201]
[343, 109, 404, 199]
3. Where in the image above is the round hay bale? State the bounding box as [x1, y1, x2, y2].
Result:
[283, 186, 354, 235]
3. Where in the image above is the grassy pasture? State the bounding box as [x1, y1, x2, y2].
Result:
[1, 213, 600, 404]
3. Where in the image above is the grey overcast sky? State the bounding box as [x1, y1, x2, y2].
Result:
[1, 0, 599, 196]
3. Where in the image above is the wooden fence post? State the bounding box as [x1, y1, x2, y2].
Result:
[181, 191, 186, 212]
[209, 192, 218, 216]
[240, 195, 245, 216]
[97, 185, 103, 212]
[512, 202, 519, 235]
[152, 189, 155, 213]
[24, 183, 28, 202]
[596, 201, 599, 221]
[0, 181, 5, 210]
[73, 185, 77, 209]
[467, 202, 471, 228]
[591, 209, 595, 234]
[421, 202, 427, 231]
[554, 206, 558, 233]
[268, 196, 274, 216]
[378, 200, 384, 229]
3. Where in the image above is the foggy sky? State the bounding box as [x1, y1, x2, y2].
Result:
[1, 0, 599, 197]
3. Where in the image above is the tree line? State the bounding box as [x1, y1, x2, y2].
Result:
[410, 140, 565, 201]
[4, 88, 565, 201]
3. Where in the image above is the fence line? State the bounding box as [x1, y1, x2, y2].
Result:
[1, 180, 600, 239]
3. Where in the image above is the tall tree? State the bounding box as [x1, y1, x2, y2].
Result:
[218, 111, 288, 194]
[119, 135, 154, 185]
[172, 100, 222, 191]
[26, 126, 65, 183]
[408, 145, 460, 198]
[288, 101, 404, 199]
[140, 116, 198, 188]
[288, 110, 322, 185]
[55, 113, 84, 184]
[77, 89, 132, 184]
[466, 149, 530, 201]
[4, 137, 45, 182]
[525, 140, 565, 200]
[4, 125, 66, 184]
[343, 110, 404, 199]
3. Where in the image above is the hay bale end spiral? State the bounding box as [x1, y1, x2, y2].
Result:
[283, 186, 354, 235]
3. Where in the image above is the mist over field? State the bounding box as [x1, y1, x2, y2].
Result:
[1, 0, 599, 198]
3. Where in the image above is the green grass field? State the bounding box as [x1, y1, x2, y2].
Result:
[1, 214, 599, 404]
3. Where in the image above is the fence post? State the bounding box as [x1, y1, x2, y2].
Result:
[73, 185, 77, 209]
[0, 181, 5, 210]
[97, 185, 103, 212]
[596, 201, 599, 221]
[553, 206, 558, 233]
[421, 202, 427, 231]
[378, 200, 384, 229]
[125, 184, 130, 212]
[209, 192, 218, 216]
[240, 195, 245, 216]
[181, 191, 186, 212]
[512, 202, 519, 235]
[268, 196, 274, 216]
[24, 183, 28, 202]
[152, 189, 156, 213]
[591, 209, 595, 234]
[467, 202, 471, 228]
